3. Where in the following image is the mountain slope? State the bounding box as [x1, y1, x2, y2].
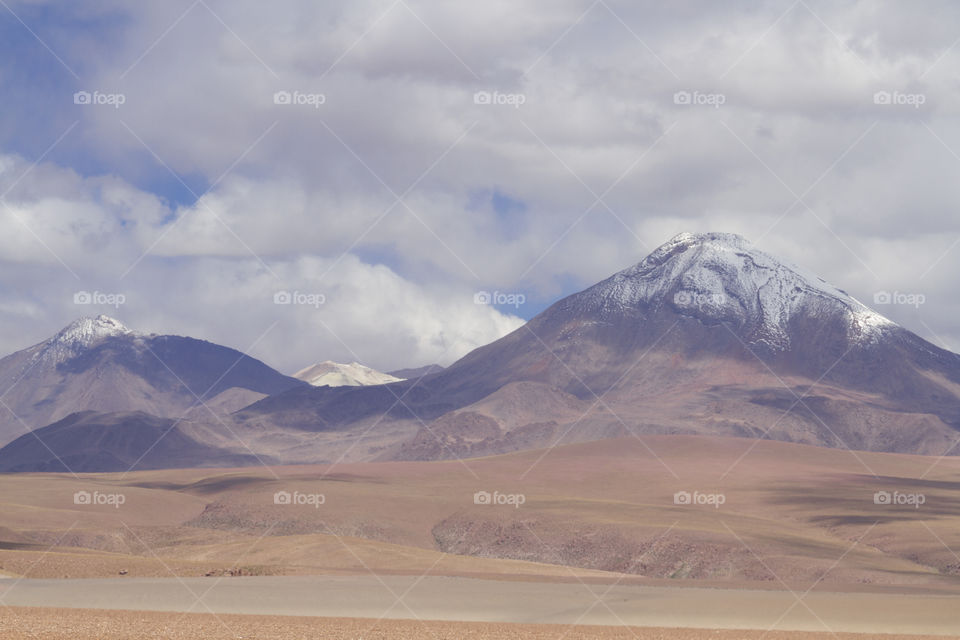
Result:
[388, 364, 445, 380]
[0, 315, 304, 446]
[239, 232, 960, 461]
[0, 410, 270, 472]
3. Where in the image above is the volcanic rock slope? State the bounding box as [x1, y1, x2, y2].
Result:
[241, 232, 960, 461]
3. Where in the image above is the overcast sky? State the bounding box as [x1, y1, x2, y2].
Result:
[1, 0, 959, 373]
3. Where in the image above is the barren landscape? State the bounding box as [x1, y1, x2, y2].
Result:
[3, 435, 960, 584]
[4, 607, 954, 640]
[4, 574, 960, 635]
[5, 2, 960, 637]
[2, 435, 960, 635]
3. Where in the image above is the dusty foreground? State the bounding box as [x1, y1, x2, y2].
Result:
[2, 575, 960, 635]
[0, 608, 954, 640]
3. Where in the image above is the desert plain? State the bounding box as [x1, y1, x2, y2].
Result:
[1, 435, 960, 637]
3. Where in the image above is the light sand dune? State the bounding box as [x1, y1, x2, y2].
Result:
[1, 607, 949, 640]
[2, 575, 959, 636]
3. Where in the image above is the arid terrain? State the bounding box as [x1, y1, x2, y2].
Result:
[3, 574, 960, 634]
[2, 608, 953, 640]
[5, 1, 960, 637]
[3, 435, 960, 584]
[2, 435, 960, 636]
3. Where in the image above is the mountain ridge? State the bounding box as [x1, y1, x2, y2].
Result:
[3, 231, 960, 471]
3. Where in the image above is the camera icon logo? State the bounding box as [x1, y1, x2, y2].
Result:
[673, 491, 692, 505]
[274, 91, 292, 105]
[74, 291, 92, 305]
[873, 291, 892, 305]
[474, 291, 491, 305]
[274, 291, 292, 305]
[74, 490, 92, 505]
[274, 491, 292, 505]
[673, 91, 691, 105]
[473, 490, 492, 505]
[73, 91, 92, 105]
[873, 91, 892, 105]
[473, 91, 492, 105]
[873, 490, 892, 505]
[673, 291, 693, 305]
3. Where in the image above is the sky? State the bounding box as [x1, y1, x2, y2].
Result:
[1, 0, 959, 374]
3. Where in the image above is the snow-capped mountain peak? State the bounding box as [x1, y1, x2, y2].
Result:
[293, 361, 405, 387]
[573, 232, 897, 350]
[55, 315, 131, 343]
[32, 315, 134, 365]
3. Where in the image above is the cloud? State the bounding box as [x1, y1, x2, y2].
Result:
[119, 253, 526, 373]
[0, 153, 524, 371]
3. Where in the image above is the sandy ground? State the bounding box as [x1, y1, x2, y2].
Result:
[0, 608, 954, 640]
[2, 575, 960, 635]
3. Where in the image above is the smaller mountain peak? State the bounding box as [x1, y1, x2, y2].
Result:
[32, 315, 134, 365]
[294, 361, 404, 387]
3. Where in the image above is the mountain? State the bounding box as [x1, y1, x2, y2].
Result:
[388, 364, 445, 380]
[0, 315, 304, 446]
[5, 232, 960, 472]
[239, 232, 960, 462]
[293, 361, 405, 387]
[0, 410, 271, 472]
